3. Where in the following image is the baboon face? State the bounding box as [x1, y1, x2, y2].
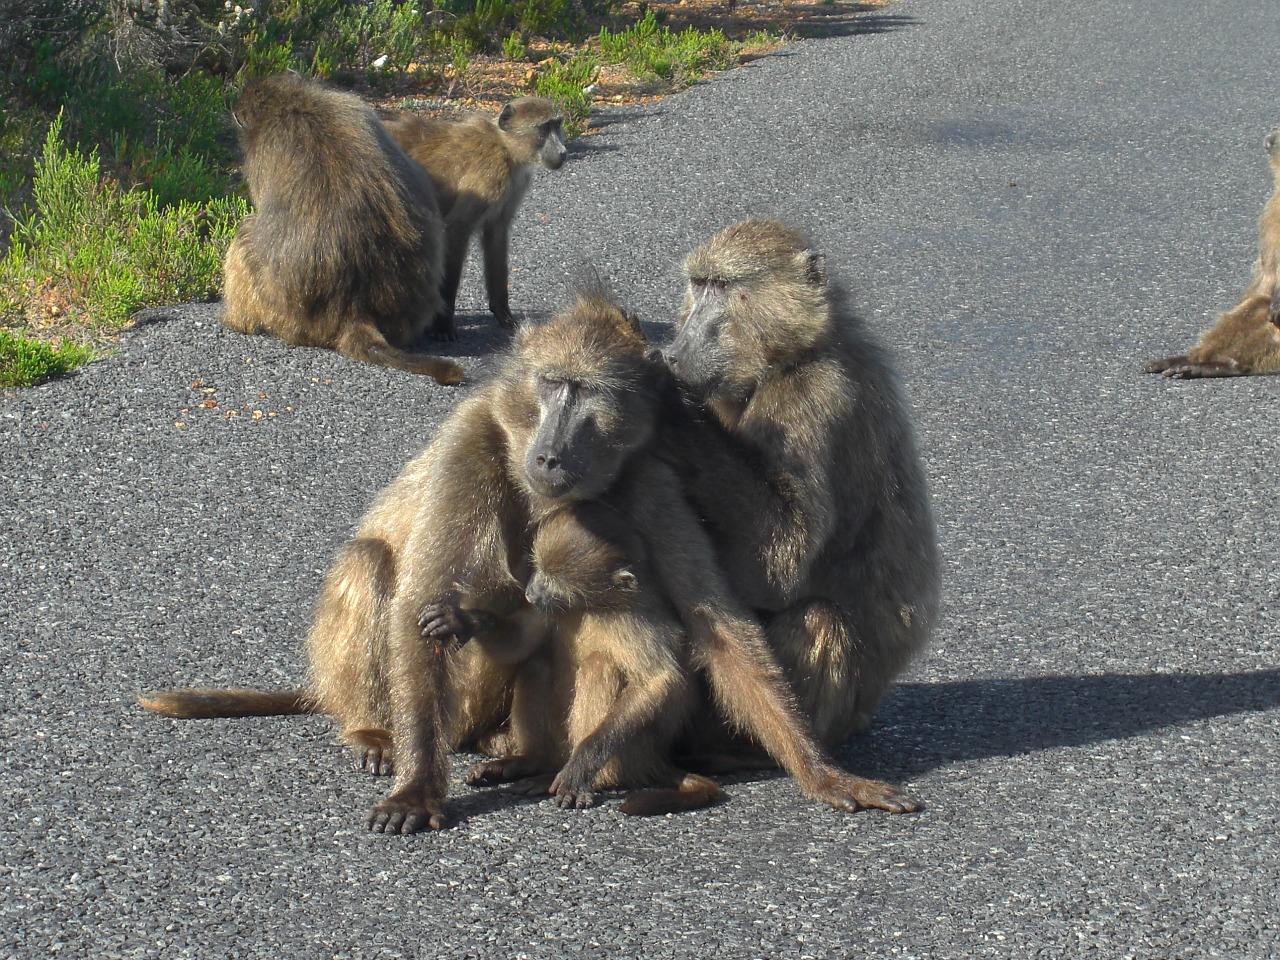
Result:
[499, 98, 567, 171]
[665, 220, 830, 400]
[525, 510, 639, 612]
[515, 297, 656, 501]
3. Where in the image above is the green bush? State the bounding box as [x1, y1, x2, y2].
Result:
[597, 8, 737, 86]
[0, 329, 95, 388]
[1, 113, 245, 333]
[534, 52, 600, 138]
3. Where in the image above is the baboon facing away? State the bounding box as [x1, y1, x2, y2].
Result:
[222, 73, 463, 384]
[384, 98, 567, 339]
[662, 219, 941, 749]
[143, 288, 920, 832]
[1145, 130, 1280, 378]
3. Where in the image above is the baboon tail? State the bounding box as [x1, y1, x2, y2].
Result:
[336, 322, 465, 384]
[619, 773, 722, 816]
[137, 688, 314, 719]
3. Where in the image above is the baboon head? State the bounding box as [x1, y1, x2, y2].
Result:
[664, 219, 832, 400]
[502, 289, 657, 502]
[525, 506, 640, 612]
[499, 98, 567, 170]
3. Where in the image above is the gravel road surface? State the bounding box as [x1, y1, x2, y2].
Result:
[3, 0, 1279, 956]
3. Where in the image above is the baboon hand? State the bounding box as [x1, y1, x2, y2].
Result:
[418, 593, 497, 648]
[465, 755, 544, 787]
[807, 768, 922, 815]
[1269, 291, 1280, 328]
[549, 762, 599, 810]
[367, 786, 448, 833]
[492, 309, 519, 331]
[429, 311, 458, 342]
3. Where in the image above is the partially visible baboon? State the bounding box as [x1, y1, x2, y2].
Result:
[222, 73, 463, 383]
[143, 287, 920, 832]
[1145, 130, 1280, 378]
[662, 219, 941, 749]
[383, 98, 567, 339]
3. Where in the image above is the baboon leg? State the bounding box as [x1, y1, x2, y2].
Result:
[434, 221, 473, 341]
[690, 609, 920, 815]
[1161, 360, 1247, 378]
[481, 221, 516, 329]
[551, 659, 688, 810]
[221, 221, 270, 336]
[308, 537, 398, 774]
[334, 321, 465, 384]
[368, 601, 452, 834]
[768, 599, 869, 746]
[552, 652, 625, 810]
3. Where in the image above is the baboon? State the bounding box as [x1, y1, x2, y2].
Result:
[143, 288, 920, 833]
[1145, 130, 1280, 378]
[381, 98, 568, 343]
[661, 219, 941, 749]
[455, 500, 722, 815]
[221, 73, 463, 384]
[383, 98, 567, 339]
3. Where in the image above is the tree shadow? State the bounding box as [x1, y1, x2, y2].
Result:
[656, 1, 918, 42]
[842, 669, 1280, 778]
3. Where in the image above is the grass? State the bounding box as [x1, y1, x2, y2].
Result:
[0, 329, 94, 389]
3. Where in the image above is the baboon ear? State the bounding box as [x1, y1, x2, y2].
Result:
[622, 310, 645, 337]
[613, 568, 639, 592]
[800, 251, 827, 287]
[498, 104, 516, 129]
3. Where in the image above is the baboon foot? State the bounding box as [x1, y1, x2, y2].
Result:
[808, 769, 922, 815]
[346, 728, 395, 776]
[1143, 356, 1184, 374]
[429, 311, 457, 342]
[492, 309, 519, 331]
[549, 765, 599, 810]
[465, 755, 543, 786]
[507, 774, 556, 797]
[1161, 360, 1245, 378]
[367, 785, 447, 834]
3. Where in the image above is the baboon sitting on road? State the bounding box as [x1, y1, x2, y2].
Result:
[222, 73, 462, 384]
[143, 288, 920, 832]
[1145, 130, 1280, 378]
[663, 219, 942, 749]
[384, 98, 567, 339]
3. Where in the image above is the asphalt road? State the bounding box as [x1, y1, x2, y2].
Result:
[4, 0, 1279, 956]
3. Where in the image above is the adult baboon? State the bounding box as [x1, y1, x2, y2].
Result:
[222, 72, 462, 384]
[143, 288, 920, 833]
[1145, 130, 1280, 378]
[662, 219, 941, 748]
[383, 98, 567, 339]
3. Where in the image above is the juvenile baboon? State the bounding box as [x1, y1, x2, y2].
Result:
[143, 287, 920, 832]
[1145, 130, 1280, 378]
[383, 98, 567, 339]
[662, 219, 941, 749]
[221, 73, 463, 383]
[456, 500, 722, 815]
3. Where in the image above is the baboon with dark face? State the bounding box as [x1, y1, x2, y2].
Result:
[221, 73, 463, 384]
[1145, 130, 1280, 378]
[662, 219, 941, 749]
[383, 98, 567, 339]
[143, 288, 921, 832]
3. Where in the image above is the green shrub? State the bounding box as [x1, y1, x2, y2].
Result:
[597, 9, 737, 86]
[0, 329, 95, 389]
[1, 113, 245, 333]
[534, 52, 599, 138]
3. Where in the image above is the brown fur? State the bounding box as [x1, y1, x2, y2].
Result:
[142, 288, 920, 831]
[384, 98, 566, 339]
[222, 73, 462, 383]
[1145, 130, 1280, 378]
[663, 219, 941, 749]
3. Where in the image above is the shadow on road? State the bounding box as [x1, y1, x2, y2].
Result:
[849, 669, 1280, 777]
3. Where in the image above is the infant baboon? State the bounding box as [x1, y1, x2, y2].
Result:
[662, 219, 941, 749]
[1145, 130, 1280, 378]
[222, 73, 462, 383]
[383, 98, 567, 339]
[143, 287, 920, 832]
